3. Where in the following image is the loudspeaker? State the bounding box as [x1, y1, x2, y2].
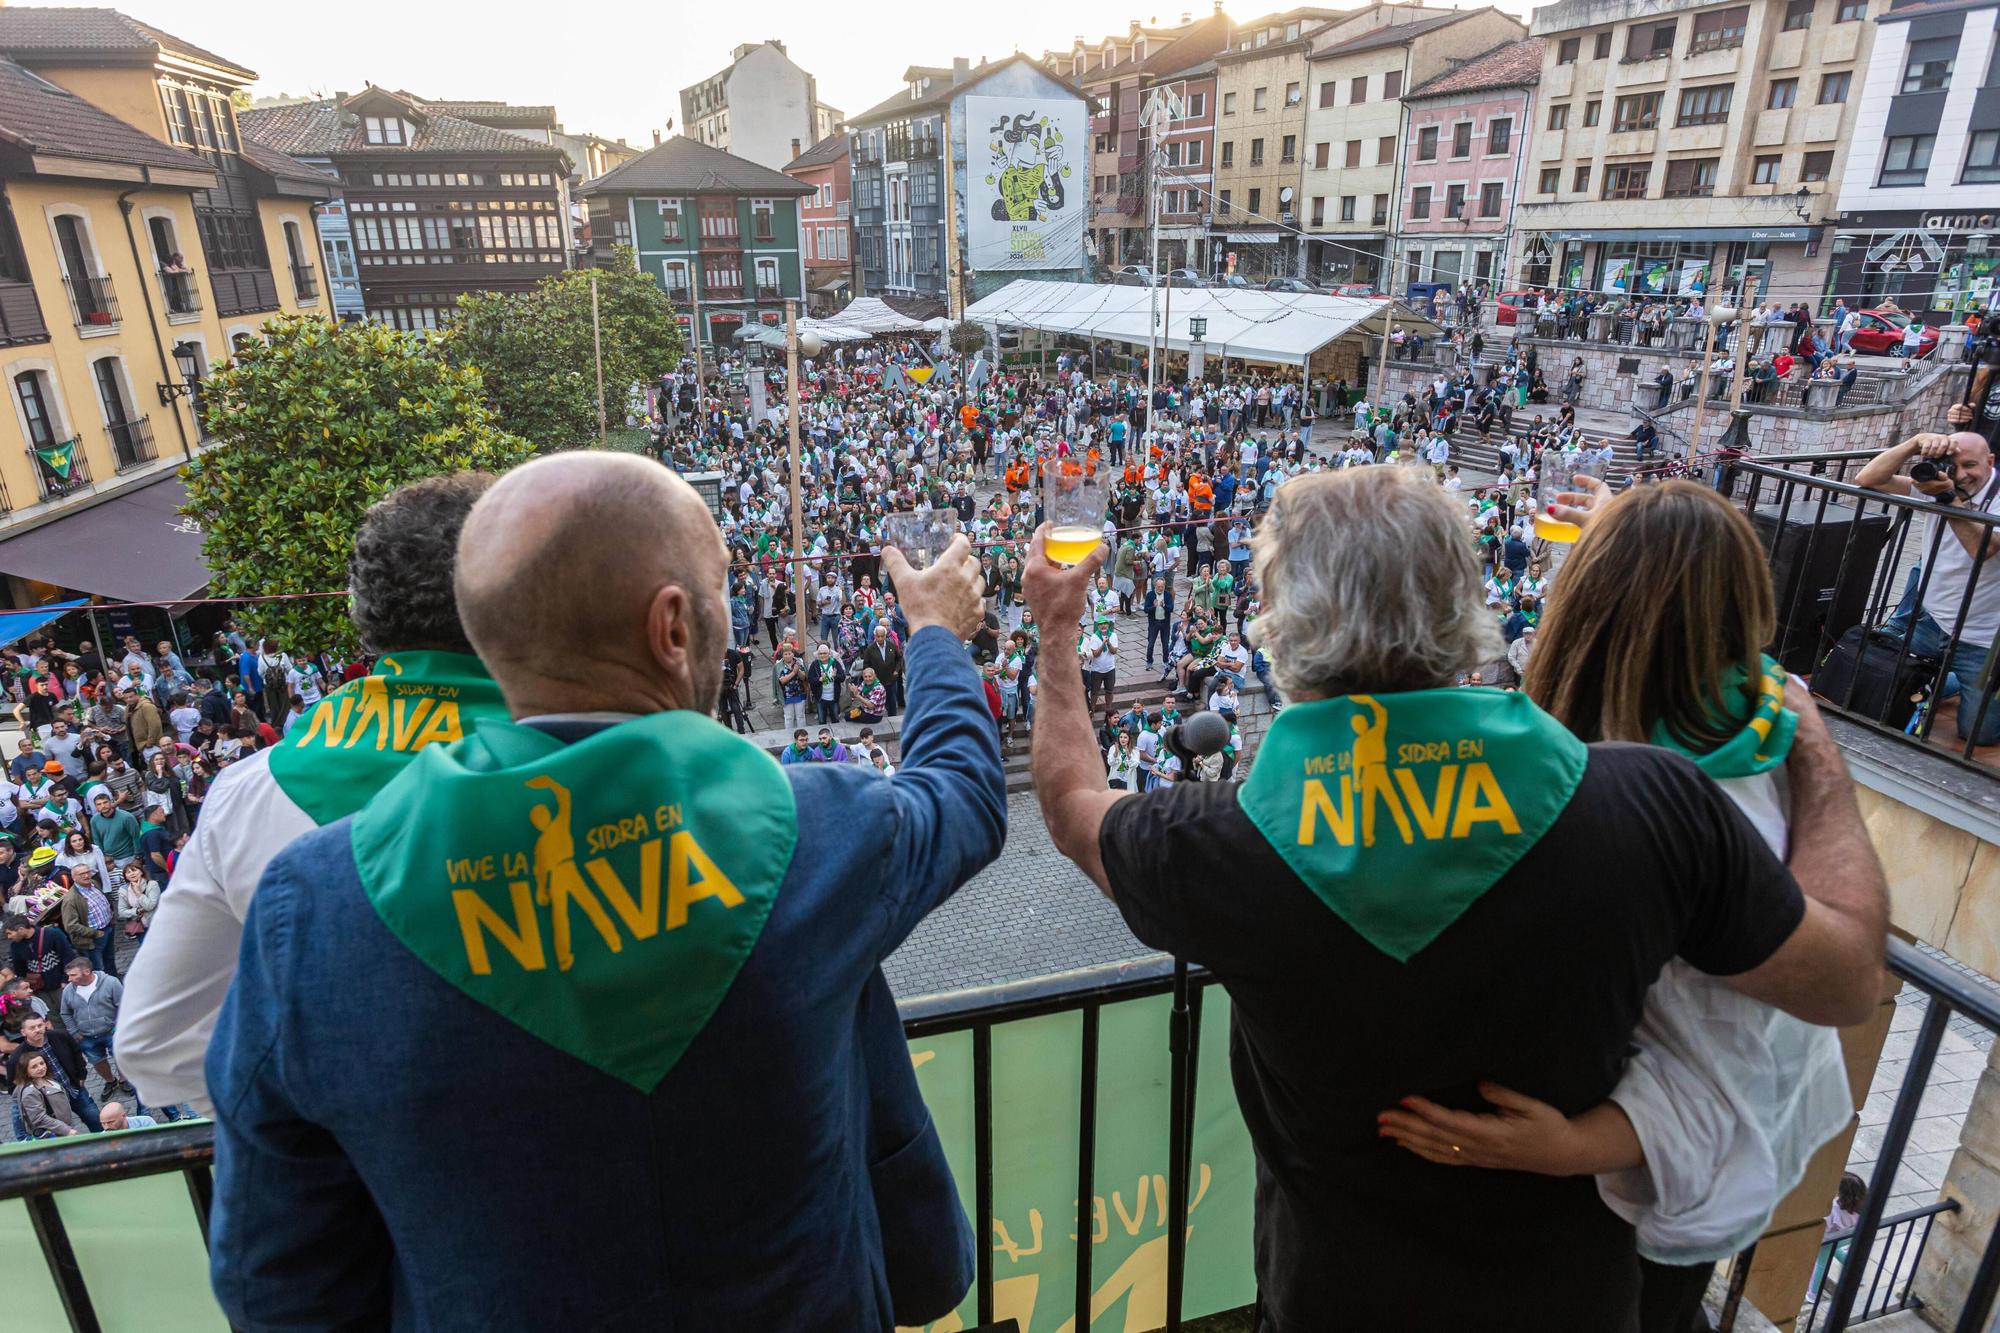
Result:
[1751, 499, 1894, 674]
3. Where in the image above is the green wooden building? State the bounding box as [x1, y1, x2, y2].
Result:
[579, 136, 811, 351]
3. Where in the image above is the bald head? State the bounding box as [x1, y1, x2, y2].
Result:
[456, 454, 729, 715]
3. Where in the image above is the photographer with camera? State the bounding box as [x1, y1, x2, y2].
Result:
[1856, 402, 2000, 746]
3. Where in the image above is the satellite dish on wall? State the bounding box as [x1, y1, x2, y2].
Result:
[1279, 186, 1295, 205]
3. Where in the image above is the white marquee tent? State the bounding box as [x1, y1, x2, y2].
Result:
[825, 297, 931, 336]
[963, 280, 1437, 368]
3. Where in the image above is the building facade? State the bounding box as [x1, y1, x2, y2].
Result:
[1829, 0, 2000, 321]
[241, 88, 572, 331]
[1513, 0, 1874, 304]
[786, 134, 855, 314]
[0, 7, 332, 574]
[580, 136, 810, 350]
[1302, 8, 1528, 290]
[1139, 13, 1237, 275]
[1393, 37, 1542, 296]
[679, 41, 843, 172]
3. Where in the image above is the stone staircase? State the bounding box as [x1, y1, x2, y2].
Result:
[1441, 402, 1652, 485]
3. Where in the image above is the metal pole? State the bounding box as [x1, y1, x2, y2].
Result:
[1146, 124, 1162, 438]
[691, 269, 708, 433]
[1374, 301, 1394, 405]
[1689, 315, 1720, 458]
[786, 300, 810, 654]
[590, 270, 606, 447]
[1727, 305, 1751, 414]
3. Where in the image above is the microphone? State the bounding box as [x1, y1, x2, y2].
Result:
[1162, 710, 1230, 768]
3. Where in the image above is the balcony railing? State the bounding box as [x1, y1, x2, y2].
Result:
[63, 275, 118, 330]
[105, 417, 156, 471]
[156, 268, 200, 317]
[290, 262, 319, 302]
[26, 436, 91, 500]
[755, 284, 781, 302]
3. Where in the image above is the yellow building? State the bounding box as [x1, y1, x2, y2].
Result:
[0, 8, 335, 615]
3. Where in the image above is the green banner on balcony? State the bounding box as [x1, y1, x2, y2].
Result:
[33, 437, 77, 480]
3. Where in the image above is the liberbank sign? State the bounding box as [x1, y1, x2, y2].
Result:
[1546, 226, 1817, 243]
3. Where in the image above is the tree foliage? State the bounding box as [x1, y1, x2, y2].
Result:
[948, 319, 987, 358]
[183, 314, 533, 658]
[446, 246, 684, 453]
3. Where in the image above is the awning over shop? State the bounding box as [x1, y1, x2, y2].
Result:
[1221, 231, 1282, 244]
[0, 598, 88, 646]
[1542, 226, 1816, 243]
[806, 268, 851, 293]
[0, 474, 209, 604]
[963, 279, 1437, 368]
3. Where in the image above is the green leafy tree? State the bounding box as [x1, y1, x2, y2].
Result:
[182, 314, 533, 658]
[447, 246, 683, 453]
[948, 319, 986, 358]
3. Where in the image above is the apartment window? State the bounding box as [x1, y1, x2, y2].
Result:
[1879, 134, 1934, 184]
[1166, 141, 1183, 166]
[363, 115, 408, 145]
[1250, 138, 1265, 166]
[1286, 81, 1302, 106]
[1602, 162, 1650, 198]
[1248, 188, 1262, 214]
[209, 96, 236, 153]
[1319, 81, 1336, 109]
[1558, 36, 1581, 63]
[1417, 126, 1439, 160]
[1282, 134, 1298, 163]
[1188, 92, 1206, 117]
[1479, 182, 1503, 217]
[1186, 141, 1204, 166]
[1384, 70, 1403, 98]
[1783, 0, 1815, 28]
[1767, 79, 1797, 109]
[1254, 86, 1268, 111]
[1835, 0, 1866, 15]
[1410, 184, 1432, 219]
[1628, 19, 1678, 59]
[1752, 154, 1782, 184]
[1373, 193, 1388, 224]
[1815, 71, 1850, 105]
[159, 84, 191, 146]
[752, 199, 775, 240]
[1663, 157, 1720, 196]
[14, 370, 58, 450]
[1690, 7, 1749, 53]
[1345, 139, 1362, 168]
[1966, 129, 2000, 182]
[1219, 189, 1232, 213]
[1902, 37, 1956, 93]
[1801, 149, 1835, 181]
[1225, 91, 1238, 114]
[1451, 122, 1473, 156]
[1573, 163, 1591, 190]
[1488, 118, 1511, 154]
[1311, 196, 1326, 226]
[1584, 99, 1601, 127]
[1339, 195, 1356, 221]
[1314, 140, 1329, 168]
[1613, 92, 1661, 132]
[1538, 166, 1561, 193]
[1548, 104, 1570, 131]
[1351, 76, 1368, 103]
[1445, 183, 1467, 216]
[662, 260, 689, 292]
[1677, 83, 1734, 125]
[651, 199, 678, 241]
[1222, 140, 1236, 167]
[1594, 31, 1613, 58]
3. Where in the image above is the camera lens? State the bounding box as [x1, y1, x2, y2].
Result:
[1911, 460, 1941, 483]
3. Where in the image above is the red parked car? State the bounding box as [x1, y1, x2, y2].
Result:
[1494, 290, 1536, 325]
[1846, 307, 1940, 358]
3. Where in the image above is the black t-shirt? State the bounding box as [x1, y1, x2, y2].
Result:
[1098, 743, 1804, 1333]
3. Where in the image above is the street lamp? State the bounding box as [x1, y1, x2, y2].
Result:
[785, 301, 823, 652]
[1188, 315, 1208, 381]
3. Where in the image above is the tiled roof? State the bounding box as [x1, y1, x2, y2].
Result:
[1310, 9, 1487, 59]
[0, 8, 253, 79]
[580, 134, 811, 196]
[1405, 37, 1544, 97]
[236, 135, 338, 190]
[410, 98, 557, 125]
[1134, 12, 1237, 78]
[786, 133, 848, 170]
[238, 96, 568, 158]
[0, 57, 215, 177]
[849, 54, 1090, 128]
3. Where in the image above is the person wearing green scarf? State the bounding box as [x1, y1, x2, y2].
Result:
[205, 454, 1004, 1332]
[1021, 467, 1886, 1333]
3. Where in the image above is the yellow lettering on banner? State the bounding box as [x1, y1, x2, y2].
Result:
[1451, 762, 1522, 837]
[455, 883, 546, 973]
[297, 695, 353, 748]
[664, 831, 744, 929]
[347, 676, 393, 751]
[588, 839, 662, 941]
[1297, 776, 1354, 846]
[991, 1209, 1044, 1261]
[1395, 764, 1459, 840]
[391, 697, 435, 750]
[1359, 764, 1414, 848]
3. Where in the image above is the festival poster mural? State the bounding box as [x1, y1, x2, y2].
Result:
[966, 95, 1086, 274]
[900, 989, 1258, 1331]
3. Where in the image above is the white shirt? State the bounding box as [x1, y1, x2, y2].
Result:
[1921, 473, 2000, 650]
[115, 749, 315, 1115]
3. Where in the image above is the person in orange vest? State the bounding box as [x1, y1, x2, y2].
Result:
[1004, 459, 1030, 497]
[1085, 444, 1102, 477]
[959, 402, 978, 432]
[1189, 473, 1215, 520]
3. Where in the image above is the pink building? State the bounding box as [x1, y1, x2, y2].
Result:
[785, 133, 854, 314]
[1394, 38, 1541, 294]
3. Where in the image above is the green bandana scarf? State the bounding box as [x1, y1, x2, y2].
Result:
[1239, 688, 1588, 961]
[1649, 654, 1795, 780]
[350, 711, 796, 1090]
[267, 652, 511, 826]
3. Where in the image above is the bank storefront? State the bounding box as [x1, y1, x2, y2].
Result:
[1516, 225, 1820, 302]
[1825, 210, 1998, 325]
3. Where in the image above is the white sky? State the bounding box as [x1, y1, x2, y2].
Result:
[109, 0, 1535, 149]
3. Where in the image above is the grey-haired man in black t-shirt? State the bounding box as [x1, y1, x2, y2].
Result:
[1020, 467, 1887, 1333]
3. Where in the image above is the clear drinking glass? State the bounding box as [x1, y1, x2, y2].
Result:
[1534, 451, 1609, 544]
[883, 510, 957, 570]
[1042, 452, 1108, 567]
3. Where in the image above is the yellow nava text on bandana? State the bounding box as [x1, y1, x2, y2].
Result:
[1238, 688, 1587, 961]
[350, 710, 795, 1090]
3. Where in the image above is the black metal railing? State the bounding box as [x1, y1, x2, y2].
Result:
[63, 275, 118, 329]
[1714, 452, 2000, 767]
[1799, 1198, 1961, 1331]
[289, 262, 318, 302]
[105, 418, 155, 470]
[156, 268, 200, 317]
[26, 437, 91, 500]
